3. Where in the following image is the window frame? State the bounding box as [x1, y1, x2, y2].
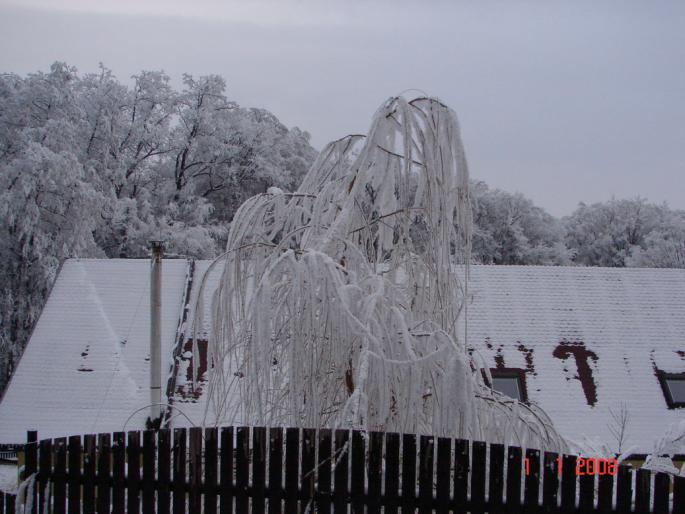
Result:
[488, 367, 528, 403]
[656, 370, 685, 409]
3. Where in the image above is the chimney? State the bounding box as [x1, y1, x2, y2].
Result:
[149, 240, 164, 426]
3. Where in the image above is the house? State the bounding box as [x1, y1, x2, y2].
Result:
[0, 258, 684, 459]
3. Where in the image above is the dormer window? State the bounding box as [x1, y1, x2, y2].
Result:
[657, 371, 685, 409]
[489, 368, 528, 402]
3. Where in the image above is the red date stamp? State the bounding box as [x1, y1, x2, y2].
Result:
[525, 456, 618, 476]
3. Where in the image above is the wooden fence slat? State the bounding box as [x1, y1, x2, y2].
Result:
[204, 427, 218, 514]
[384, 432, 400, 514]
[302, 428, 316, 512]
[489, 443, 505, 514]
[25, 431, 37, 514]
[367, 432, 383, 514]
[0, 490, 4, 514]
[220, 427, 234, 514]
[634, 468, 650, 514]
[83, 434, 96, 514]
[401, 433, 417, 511]
[38, 439, 52, 514]
[560, 454, 576, 514]
[578, 464, 594, 513]
[673, 476, 685, 514]
[53, 437, 67, 514]
[542, 452, 559, 511]
[143, 430, 156, 514]
[435, 437, 451, 514]
[453, 439, 469, 511]
[653, 472, 670, 514]
[615, 464, 632, 514]
[235, 427, 250, 514]
[317, 429, 332, 514]
[471, 441, 487, 513]
[523, 449, 540, 513]
[597, 468, 614, 514]
[158, 429, 171, 514]
[68, 435, 81, 514]
[5, 493, 13, 514]
[172, 428, 186, 514]
[350, 429, 365, 514]
[333, 430, 349, 514]
[418, 435, 434, 514]
[127, 431, 141, 514]
[252, 427, 267, 514]
[267, 428, 282, 514]
[189, 427, 203, 514]
[284, 427, 300, 514]
[506, 446, 523, 514]
[97, 434, 111, 514]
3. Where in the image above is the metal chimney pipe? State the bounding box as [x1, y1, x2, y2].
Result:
[149, 241, 164, 425]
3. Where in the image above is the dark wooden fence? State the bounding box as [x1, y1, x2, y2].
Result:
[10, 427, 685, 513]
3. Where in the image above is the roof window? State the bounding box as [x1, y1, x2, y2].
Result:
[658, 371, 685, 408]
[489, 368, 528, 403]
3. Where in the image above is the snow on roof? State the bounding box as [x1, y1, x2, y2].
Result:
[0, 259, 188, 443]
[2, 260, 684, 453]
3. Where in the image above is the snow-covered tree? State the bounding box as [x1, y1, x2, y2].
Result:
[564, 198, 684, 267]
[193, 96, 567, 451]
[470, 181, 571, 265]
[0, 63, 317, 391]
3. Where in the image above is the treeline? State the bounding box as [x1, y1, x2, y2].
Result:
[471, 182, 685, 268]
[1, 63, 683, 391]
[0, 63, 316, 386]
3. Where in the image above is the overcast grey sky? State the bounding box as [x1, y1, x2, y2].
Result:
[1, 0, 683, 216]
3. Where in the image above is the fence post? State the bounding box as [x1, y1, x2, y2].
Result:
[471, 441, 487, 512]
[634, 468, 651, 513]
[506, 446, 523, 513]
[38, 439, 52, 514]
[204, 427, 218, 514]
[67, 435, 81, 513]
[252, 426, 266, 514]
[127, 431, 141, 514]
[284, 428, 300, 514]
[172, 428, 186, 514]
[560, 454, 577, 514]
[235, 426, 250, 514]
[96, 433, 112, 514]
[317, 429, 332, 514]
[523, 448, 540, 513]
[384, 433, 400, 514]
[615, 464, 632, 514]
[142, 430, 156, 514]
[367, 431, 383, 514]
[25, 431, 38, 514]
[652, 472, 670, 514]
[333, 429, 350, 514]
[301, 428, 316, 512]
[418, 435, 434, 514]
[350, 430, 365, 514]
[82, 434, 96, 514]
[189, 427, 203, 514]
[674, 475, 685, 513]
[220, 427, 234, 514]
[401, 433, 417, 510]
[542, 452, 559, 511]
[157, 429, 171, 514]
[453, 439, 469, 512]
[267, 427, 282, 514]
[488, 443, 505, 514]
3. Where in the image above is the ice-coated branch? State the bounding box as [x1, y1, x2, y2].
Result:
[192, 95, 567, 452]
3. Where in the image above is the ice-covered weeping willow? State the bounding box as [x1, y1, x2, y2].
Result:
[191, 96, 567, 452]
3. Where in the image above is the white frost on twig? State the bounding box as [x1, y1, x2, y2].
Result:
[192, 96, 567, 452]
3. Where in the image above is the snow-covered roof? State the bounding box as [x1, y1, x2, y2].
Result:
[0, 259, 189, 443]
[1, 260, 684, 453]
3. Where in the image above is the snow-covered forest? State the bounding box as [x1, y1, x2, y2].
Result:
[1, 63, 684, 393]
